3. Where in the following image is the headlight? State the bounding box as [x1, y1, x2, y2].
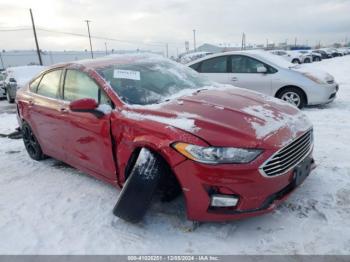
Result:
[172, 142, 262, 164]
[302, 72, 324, 84]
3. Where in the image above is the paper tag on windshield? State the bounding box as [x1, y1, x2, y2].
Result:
[113, 69, 140, 80]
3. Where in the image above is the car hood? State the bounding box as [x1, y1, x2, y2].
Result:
[125, 87, 312, 149]
[293, 65, 334, 83]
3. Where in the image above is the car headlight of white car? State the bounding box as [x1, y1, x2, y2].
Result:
[302, 72, 325, 84]
[173, 143, 262, 164]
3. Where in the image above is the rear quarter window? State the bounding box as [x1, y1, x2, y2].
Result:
[29, 76, 42, 93]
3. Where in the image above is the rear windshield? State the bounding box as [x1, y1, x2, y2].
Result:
[96, 58, 212, 105]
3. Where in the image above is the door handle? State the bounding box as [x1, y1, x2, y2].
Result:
[231, 77, 238, 82]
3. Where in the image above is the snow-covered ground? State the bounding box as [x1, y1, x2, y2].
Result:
[0, 56, 350, 255]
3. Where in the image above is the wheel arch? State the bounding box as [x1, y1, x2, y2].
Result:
[275, 85, 308, 105]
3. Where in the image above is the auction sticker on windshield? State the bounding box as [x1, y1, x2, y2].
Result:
[113, 69, 141, 80]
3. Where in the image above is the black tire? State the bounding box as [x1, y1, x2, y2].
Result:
[277, 87, 306, 109]
[291, 59, 300, 64]
[304, 58, 311, 63]
[22, 122, 46, 161]
[6, 89, 14, 104]
[313, 57, 321, 62]
[113, 148, 166, 223]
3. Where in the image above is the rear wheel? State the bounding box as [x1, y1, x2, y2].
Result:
[113, 148, 166, 223]
[291, 59, 300, 64]
[313, 56, 321, 62]
[22, 122, 45, 161]
[277, 87, 306, 109]
[6, 89, 14, 104]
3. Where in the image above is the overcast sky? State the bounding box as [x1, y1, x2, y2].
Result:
[0, 0, 349, 55]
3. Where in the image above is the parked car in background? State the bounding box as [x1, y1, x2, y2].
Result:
[4, 65, 46, 103]
[323, 48, 343, 57]
[187, 50, 338, 108]
[298, 50, 322, 62]
[16, 54, 315, 222]
[288, 50, 313, 63]
[0, 72, 6, 98]
[270, 50, 302, 64]
[313, 49, 333, 59]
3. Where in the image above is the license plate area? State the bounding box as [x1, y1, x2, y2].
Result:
[292, 157, 312, 187]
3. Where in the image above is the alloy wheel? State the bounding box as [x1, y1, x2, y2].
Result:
[281, 92, 301, 107]
[22, 125, 40, 158]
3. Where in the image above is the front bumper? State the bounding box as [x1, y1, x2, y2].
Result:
[173, 150, 315, 222]
[307, 82, 339, 106]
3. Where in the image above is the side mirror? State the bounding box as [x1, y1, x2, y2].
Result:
[256, 66, 267, 74]
[69, 98, 105, 118]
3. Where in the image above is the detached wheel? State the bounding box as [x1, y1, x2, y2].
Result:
[113, 148, 165, 223]
[291, 59, 300, 64]
[22, 122, 45, 161]
[6, 90, 14, 104]
[277, 87, 306, 109]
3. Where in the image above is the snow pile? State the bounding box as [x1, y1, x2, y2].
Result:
[122, 110, 200, 133]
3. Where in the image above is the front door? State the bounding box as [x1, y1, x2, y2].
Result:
[61, 69, 116, 181]
[228, 55, 274, 95]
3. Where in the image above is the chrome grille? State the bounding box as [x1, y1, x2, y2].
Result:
[260, 130, 313, 177]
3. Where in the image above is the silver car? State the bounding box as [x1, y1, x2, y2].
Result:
[187, 50, 338, 108]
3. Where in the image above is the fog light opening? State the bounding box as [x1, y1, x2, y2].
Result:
[210, 194, 239, 207]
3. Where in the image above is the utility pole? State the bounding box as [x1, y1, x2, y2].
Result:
[241, 32, 246, 50]
[193, 29, 197, 51]
[0, 52, 4, 69]
[29, 9, 43, 65]
[294, 37, 297, 47]
[266, 39, 269, 49]
[85, 20, 94, 59]
[105, 42, 108, 55]
[165, 43, 169, 58]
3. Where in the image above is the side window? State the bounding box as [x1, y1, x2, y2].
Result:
[231, 55, 266, 74]
[63, 70, 99, 102]
[37, 70, 62, 98]
[189, 62, 201, 72]
[200, 56, 227, 73]
[29, 76, 42, 93]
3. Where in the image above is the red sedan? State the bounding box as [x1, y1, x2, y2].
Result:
[16, 54, 315, 222]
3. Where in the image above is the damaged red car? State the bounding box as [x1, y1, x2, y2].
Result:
[16, 54, 315, 222]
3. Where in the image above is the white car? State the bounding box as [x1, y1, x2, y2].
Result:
[187, 50, 338, 108]
[270, 50, 302, 64]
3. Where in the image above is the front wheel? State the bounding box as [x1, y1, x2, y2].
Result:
[6, 89, 14, 104]
[22, 122, 46, 161]
[113, 148, 165, 223]
[277, 87, 306, 109]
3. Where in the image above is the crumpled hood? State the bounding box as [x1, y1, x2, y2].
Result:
[127, 87, 312, 149]
[293, 65, 334, 83]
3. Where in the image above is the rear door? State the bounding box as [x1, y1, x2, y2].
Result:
[228, 55, 274, 95]
[191, 55, 231, 84]
[61, 69, 116, 181]
[27, 69, 67, 160]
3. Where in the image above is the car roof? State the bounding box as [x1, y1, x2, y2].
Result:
[46, 53, 164, 71]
